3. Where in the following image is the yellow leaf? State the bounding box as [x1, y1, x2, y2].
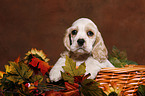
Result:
[75, 62, 86, 76]
[62, 56, 86, 76]
[7, 76, 20, 83]
[0, 71, 5, 79]
[61, 71, 74, 84]
[7, 61, 33, 84]
[62, 56, 77, 76]
[5, 65, 11, 73]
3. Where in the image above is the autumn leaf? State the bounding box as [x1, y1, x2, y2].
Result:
[45, 90, 63, 96]
[15, 56, 20, 63]
[63, 89, 80, 96]
[0, 71, 5, 85]
[64, 82, 79, 91]
[6, 61, 33, 84]
[74, 73, 91, 83]
[61, 71, 74, 84]
[29, 57, 51, 75]
[24, 48, 50, 63]
[137, 85, 145, 96]
[109, 46, 138, 68]
[62, 56, 86, 76]
[61, 56, 86, 84]
[5, 65, 11, 73]
[0, 71, 5, 79]
[31, 75, 43, 83]
[63, 82, 80, 96]
[80, 79, 106, 96]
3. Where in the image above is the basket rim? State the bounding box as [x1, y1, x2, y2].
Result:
[99, 65, 145, 73]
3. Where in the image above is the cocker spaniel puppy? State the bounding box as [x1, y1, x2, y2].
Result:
[49, 18, 114, 82]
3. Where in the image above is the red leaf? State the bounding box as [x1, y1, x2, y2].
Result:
[45, 90, 63, 96]
[34, 80, 39, 86]
[15, 56, 20, 63]
[65, 82, 79, 91]
[29, 57, 51, 75]
[63, 89, 80, 96]
[74, 76, 83, 83]
[74, 73, 91, 83]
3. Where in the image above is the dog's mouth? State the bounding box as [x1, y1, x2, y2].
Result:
[75, 47, 88, 53]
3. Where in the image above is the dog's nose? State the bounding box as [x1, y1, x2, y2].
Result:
[77, 39, 85, 46]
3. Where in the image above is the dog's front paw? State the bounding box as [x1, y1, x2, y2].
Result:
[49, 68, 62, 82]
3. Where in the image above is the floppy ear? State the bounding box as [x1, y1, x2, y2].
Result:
[92, 31, 108, 63]
[63, 28, 71, 51]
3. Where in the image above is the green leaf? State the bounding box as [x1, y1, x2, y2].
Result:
[109, 46, 138, 68]
[6, 61, 33, 84]
[81, 79, 106, 96]
[61, 71, 74, 84]
[61, 56, 86, 84]
[119, 51, 127, 60]
[31, 75, 43, 83]
[62, 56, 86, 76]
[75, 62, 86, 76]
[125, 60, 138, 65]
[109, 57, 122, 68]
[62, 56, 76, 76]
[7, 76, 24, 84]
[138, 85, 145, 96]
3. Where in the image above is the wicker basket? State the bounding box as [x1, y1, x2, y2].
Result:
[95, 65, 145, 96]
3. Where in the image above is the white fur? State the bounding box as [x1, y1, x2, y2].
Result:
[49, 18, 114, 82]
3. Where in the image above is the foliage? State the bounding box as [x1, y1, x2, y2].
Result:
[61, 56, 106, 96]
[103, 82, 123, 96]
[29, 57, 51, 76]
[0, 47, 140, 96]
[137, 85, 145, 96]
[0, 48, 49, 95]
[109, 46, 138, 68]
[61, 56, 86, 84]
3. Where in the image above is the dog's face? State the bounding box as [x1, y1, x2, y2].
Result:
[64, 18, 108, 62]
[66, 18, 98, 54]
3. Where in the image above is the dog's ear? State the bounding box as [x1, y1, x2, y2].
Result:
[63, 28, 71, 51]
[92, 31, 108, 63]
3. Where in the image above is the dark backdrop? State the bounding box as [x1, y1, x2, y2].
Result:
[0, 0, 145, 71]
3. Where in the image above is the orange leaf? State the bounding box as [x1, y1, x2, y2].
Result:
[34, 80, 39, 86]
[63, 89, 80, 96]
[65, 82, 79, 91]
[29, 57, 51, 75]
[15, 56, 20, 63]
[45, 90, 63, 96]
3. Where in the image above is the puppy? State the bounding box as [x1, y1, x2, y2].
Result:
[49, 18, 114, 82]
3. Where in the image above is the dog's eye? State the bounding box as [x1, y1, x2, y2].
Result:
[71, 30, 77, 35]
[87, 31, 94, 36]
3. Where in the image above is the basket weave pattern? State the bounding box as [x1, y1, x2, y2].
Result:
[95, 65, 145, 96]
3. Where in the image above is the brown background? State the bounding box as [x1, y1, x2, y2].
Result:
[0, 0, 145, 71]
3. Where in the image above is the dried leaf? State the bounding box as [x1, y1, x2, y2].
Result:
[61, 72, 74, 84]
[61, 56, 86, 84]
[63, 82, 80, 96]
[5, 65, 11, 73]
[63, 89, 80, 96]
[62, 56, 77, 76]
[109, 46, 138, 68]
[0, 71, 5, 79]
[29, 57, 51, 75]
[80, 79, 105, 96]
[64, 82, 79, 91]
[31, 75, 43, 83]
[45, 90, 63, 96]
[75, 62, 86, 76]
[138, 85, 145, 96]
[6, 61, 33, 84]
[15, 56, 20, 63]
